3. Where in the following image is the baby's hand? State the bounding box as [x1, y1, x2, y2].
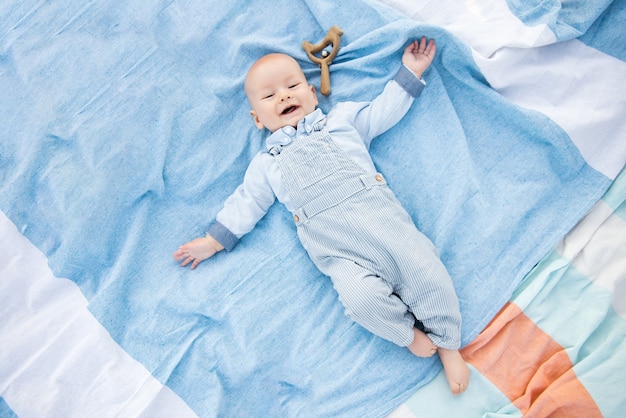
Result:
[402, 37, 436, 79]
[173, 235, 224, 269]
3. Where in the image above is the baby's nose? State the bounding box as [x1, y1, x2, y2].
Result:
[280, 90, 292, 101]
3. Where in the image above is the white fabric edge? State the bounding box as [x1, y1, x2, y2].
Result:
[0, 211, 197, 418]
[376, 0, 556, 55]
[473, 40, 626, 180]
[557, 200, 626, 317]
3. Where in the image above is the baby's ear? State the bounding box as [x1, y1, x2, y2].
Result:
[249, 110, 264, 130]
[309, 85, 319, 106]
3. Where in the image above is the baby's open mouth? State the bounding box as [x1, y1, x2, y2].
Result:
[281, 105, 298, 115]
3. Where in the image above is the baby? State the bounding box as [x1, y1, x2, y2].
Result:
[174, 37, 470, 394]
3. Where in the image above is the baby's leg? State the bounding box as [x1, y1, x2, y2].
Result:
[323, 259, 417, 347]
[391, 229, 468, 393]
[407, 327, 437, 357]
[407, 328, 469, 395]
[438, 348, 470, 395]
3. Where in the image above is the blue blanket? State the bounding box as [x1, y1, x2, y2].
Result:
[0, 0, 621, 416]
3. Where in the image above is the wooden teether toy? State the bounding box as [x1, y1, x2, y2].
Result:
[302, 26, 344, 96]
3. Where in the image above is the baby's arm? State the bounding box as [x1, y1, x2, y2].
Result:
[340, 37, 435, 144]
[402, 36, 436, 79]
[174, 154, 276, 270]
[173, 234, 224, 270]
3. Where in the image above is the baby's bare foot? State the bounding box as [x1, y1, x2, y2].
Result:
[438, 348, 470, 395]
[407, 328, 437, 357]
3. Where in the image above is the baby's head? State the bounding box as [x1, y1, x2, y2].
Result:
[244, 53, 318, 132]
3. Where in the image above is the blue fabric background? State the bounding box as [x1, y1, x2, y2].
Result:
[0, 0, 616, 416]
[0, 398, 18, 418]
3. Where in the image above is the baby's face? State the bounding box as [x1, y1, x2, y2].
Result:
[245, 54, 318, 132]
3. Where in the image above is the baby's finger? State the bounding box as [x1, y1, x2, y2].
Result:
[404, 40, 417, 55]
[426, 39, 436, 55]
[180, 256, 194, 267]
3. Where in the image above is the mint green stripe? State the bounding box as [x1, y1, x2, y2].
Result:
[572, 308, 626, 417]
[514, 252, 614, 352]
[403, 365, 521, 417]
[601, 165, 626, 219]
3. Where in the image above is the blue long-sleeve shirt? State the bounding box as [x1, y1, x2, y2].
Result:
[209, 65, 425, 250]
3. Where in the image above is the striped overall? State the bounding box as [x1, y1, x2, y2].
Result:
[273, 127, 461, 349]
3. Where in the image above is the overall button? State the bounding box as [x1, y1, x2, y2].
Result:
[375, 174, 383, 182]
[294, 214, 300, 223]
